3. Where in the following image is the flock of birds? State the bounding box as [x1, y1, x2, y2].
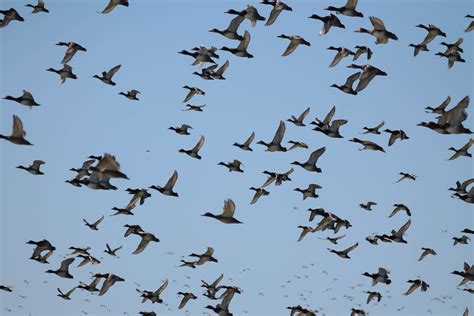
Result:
[1, 0, 474, 315]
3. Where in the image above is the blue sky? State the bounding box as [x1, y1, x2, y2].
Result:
[1, 0, 473, 315]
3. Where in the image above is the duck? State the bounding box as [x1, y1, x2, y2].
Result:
[308, 13, 345, 35]
[225, 5, 265, 27]
[55, 41, 86, 64]
[351, 308, 367, 316]
[93, 64, 121, 85]
[193, 64, 218, 80]
[297, 226, 314, 242]
[189, 247, 218, 265]
[233, 132, 255, 151]
[313, 119, 347, 138]
[452, 263, 474, 285]
[249, 187, 269, 204]
[436, 50, 465, 69]
[420, 96, 471, 134]
[218, 159, 244, 173]
[46, 258, 74, 279]
[291, 147, 326, 172]
[353, 46, 372, 61]
[425, 96, 450, 114]
[104, 244, 122, 257]
[441, 38, 464, 55]
[221, 30, 253, 58]
[418, 247, 437, 261]
[3, 90, 40, 108]
[327, 46, 355, 67]
[46, 64, 77, 84]
[123, 224, 144, 237]
[404, 279, 430, 295]
[277, 34, 311, 56]
[132, 232, 160, 254]
[77, 254, 101, 267]
[112, 204, 135, 217]
[169, 123, 191, 135]
[100, 0, 129, 14]
[179, 136, 205, 159]
[126, 188, 151, 206]
[328, 242, 359, 259]
[180, 259, 197, 269]
[201, 274, 224, 299]
[325, 0, 363, 17]
[448, 138, 473, 160]
[366, 291, 382, 304]
[388, 219, 411, 243]
[359, 201, 377, 211]
[347, 63, 387, 92]
[182, 104, 206, 112]
[78, 275, 101, 293]
[0, 115, 32, 145]
[261, 0, 292, 26]
[388, 204, 411, 218]
[119, 89, 140, 100]
[57, 287, 77, 300]
[396, 172, 417, 183]
[69, 159, 94, 179]
[98, 273, 125, 296]
[453, 235, 472, 246]
[466, 15, 474, 32]
[179, 48, 216, 65]
[182, 86, 205, 103]
[16, 160, 45, 175]
[384, 129, 409, 146]
[362, 267, 392, 286]
[0, 8, 24, 28]
[331, 72, 360, 95]
[288, 141, 308, 150]
[202, 199, 242, 224]
[82, 215, 104, 230]
[361, 121, 384, 134]
[449, 178, 474, 195]
[261, 168, 293, 186]
[90, 153, 128, 180]
[26, 0, 49, 13]
[178, 292, 197, 309]
[416, 24, 446, 45]
[294, 184, 322, 200]
[69, 246, 91, 256]
[257, 121, 287, 152]
[349, 138, 385, 152]
[287, 107, 310, 126]
[461, 228, 474, 235]
[355, 16, 398, 44]
[149, 170, 179, 196]
[318, 234, 346, 245]
[137, 279, 168, 303]
[209, 15, 244, 40]
[27, 239, 56, 261]
[409, 43, 429, 56]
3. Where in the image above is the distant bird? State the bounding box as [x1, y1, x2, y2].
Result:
[435, 50, 465, 69]
[353, 46, 372, 61]
[177, 292, 197, 309]
[78, 276, 101, 292]
[312, 107, 347, 138]
[182, 86, 205, 103]
[448, 139, 473, 160]
[262, 168, 294, 187]
[0, 115, 32, 145]
[409, 43, 429, 56]
[189, 247, 218, 265]
[349, 138, 385, 152]
[288, 141, 308, 151]
[297, 226, 314, 242]
[225, 5, 265, 27]
[46, 258, 74, 279]
[56, 41, 86, 64]
[27, 239, 55, 262]
[26, 0, 49, 13]
[93, 64, 121, 85]
[327, 46, 355, 67]
[57, 287, 77, 300]
[347, 64, 387, 92]
[365, 291, 382, 304]
[453, 235, 471, 246]
[132, 232, 160, 254]
[218, 160, 244, 173]
[180, 259, 197, 269]
[331, 72, 360, 95]
[418, 247, 437, 261]
[77, 255, 101, 267]
[319, 235, 346, 245]
[182, 104, 205, 112]
[384, 129, 409, 146]
[150, 170, 179, 197]
[83, 215, 104, 230]
[100, 0, 129, 14]
[291, 147, 326, 172]
[16, 160, 45, 175]
[404, 279, 430, 295]
[179, 136, 205, 159]
[202, 199, 242, 224]
[221, 30, 254, 58]
[123, 224, 144, 237]
[233, 132, 255, 151]
[90, 153, 128, 180]
[0, 8, 24, 28]
[46, 64, 77, 84]
[449, 178, 474, 195]
[425, 96, 451, 114]
[179, 47, 217, 65]
[249, 187, 269, 204]
[201, 274, 224, 300]
[360, 201, 377, 211]
[417, 24, 446, 45]
[452, 262, 474, 286]
[362, 267, 392, 286]
[193, 64, 218, 80]
[325, 0, 364, 17]
[104, 244, 122, 257]
[98, 273, 125, 296]
[355, 17, 398, 44]
[0, 285, 13, 292]
[3, 90, 40, 108]
[277, 34, 311, 56]
[308, 13, 345, 35]
[119, 90, 140, 100]
[294, 184, 322, 200]
[361, 121, 384, 134]
[440, 38, 464, 54]
[261, 0, 292, 26]
[389, 204, 411, 218]
[69, 246, 91, 256]
[257, 121, 287, 152]
[328, 242, 359, 259]
[287, 107, 310, 126]
[396, 172, 417, 183]
[461, 228, 474, 235]
[126, 188, 152, 206]
[209, 15, 244, 40]
[465, 15, 474, 32]
[137, 279, 168, 303]
[351, 308, 367, 316]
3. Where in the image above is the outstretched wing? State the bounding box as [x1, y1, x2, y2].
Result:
[243, 132, 255, 146]
[106, 64, 121, 79]
[191, 136, 205, 152]
[164, 170, 178, 190]
[12, 115, 26, 138]
[271, 121, 286, 144]
[222, 199, 236, 217]
[306, 147, 326, 165]
[237, 31, 251, 51]
[370, 16, 386, 31]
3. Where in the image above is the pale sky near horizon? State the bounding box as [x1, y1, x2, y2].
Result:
[1, 0, 473, 315]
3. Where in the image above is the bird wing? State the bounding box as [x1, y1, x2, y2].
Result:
[323, 106, 336, 125]
[283, 168, 294, 177]
[164, 170, 178, 190]
[191, 136, 205, 152]
[93, 215, 104, 226]
[344, 242, 359, 254]
[250, 190, 262, 204]
[345, 0, 358, 9]
[388, 133, 397, 146]
[262, 175, 276, 187]
[179, 295, 190, 309]
[344, 72, 361, 88]
[132, 236, 151, 255]
[370, 16, 386, 31]
[271, 121, 286, 145]
[404, 282, 419, 295]
[282, 39, 299, 56]
[243, 132, 255, 146]
[11, 115, 26, 138]
[461, 178, 474, 190]
[438, 96, 469, 126]
[306, 147, 326, 165]
[308, 184, 322, 191]
[374, 121, 385, 130]
[22, 90, 34, 100]
[330, 119, 348, 132]
[99, 275, 115, 296]
[297, 107, 311, 122]
[237, 31, 251, 51]
[211, 274, 224, 288]
[81, 159, 95, 169]
[60, 257, 75, 271]
[266, 6, 282, 26]
[101, 0, 118, 14]
[183, 90, 195, 103]
[31, 160, 45, 169]
[154, 279, 168, 296]
[227, 15, 245, 32]
[396, 219, 412, 236]
[461, 138, 474, 151]
[105, 64, 121, 79]
[329, 50, 345, 67]
[222, 199, 236, 217]
[215, 60, 229, 76]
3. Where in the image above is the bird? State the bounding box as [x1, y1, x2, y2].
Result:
[318, 235, 346, 245]
[179, 136, 205, 159]
[83, 215, 104, 230]
[449, 178, 474, 195]
[193, 64, 218, 80]
[98, 273, 125, 296]
[119, 90, 140, 100]
[27, 239, 55, 262]
[182, 86, 205, 103]
[78, 276, 101, 293]
[189, 247, 218, 265]
[179, 259, 197, 269]
[69, 246, 91, 256]
[210, 60, 230, 80]
[361, 121, 384, 134]
[221, 30, 254, 58]
[0, 8, 24, 28]
[123, 224, 144, 237]
[225, 5, 265, 27]
[257, 121, 287, 152]
[327, 242, 359, 259]
[347, 63, 387, 92]
[294, 184, 322, 200]
[57, 287, 77, 300]
[0, 115, 32, 145]
[89, 153, 128, 180]
[16, 160, 45, 175]
[182, 104, 205, 112]
[453, 235, 471, 246]
[416, 24, 446, 45]
[362, 267, 392, 286]
[308, 13, 345, 35]
[249, 187, 269, 204]
[351, 308, 367, 316]
[425, 96, 451, 114]
[202, 199, 242, 224]
[287, 107, 310, 126]
[388, 219, 411, 243]
[0, 285, 13, 292]
[46, 64, 77, 84]
[291, 147, 326, 172]
[404, 279, 430, 295]
[77, 255, 101, 267]
[384, 129, 409, 146]
[169, 124, 192, 136]
[389, 204, 411, 218]
[218, 160, 244, 173]
[3, 90, 40, 108]
[418, 96, 471, 134]
[93, 64, 121, 85]
[360, 201, 377, 211]
[448, 139, 473, 160]
[396, 172, 417, 183]
[435, 50, 465, 69]
[409, 43, 429, 56]
[55, 41, 86, 64]
[312, 109, 347, 138]
[440, 38, 464, 55]
[325, 0, 364, 17]
[179, 47, 217, 65]
[104, 244, 122, 257]
[261, 0, 292, 26]
[209, 15, 244, 40]
[287, 141, 308, 151]
[132, 232, 160, 254]
[100, 0, 129, 14]
[125, 188, 152, 206]
[233, 132, 255, 151]
[366, 291, 382, 304]
[201, 274, 224, 300]
[349, 138, 385, 152]
[327, 46, 355, 67]
[177, 292, 197, 309]
[297, 226, 314, 242]
[418, 248, 437, 261]
[355, 16, 398, 44]
[353, 46, 372, 61]
[150, 170, 179, 196]
[138, 279, 168, 303]
[277, 34, 311, 56]
[25, 0, 49, 14]
[46, 258, 75, 279]
[331, 72, 360, 95]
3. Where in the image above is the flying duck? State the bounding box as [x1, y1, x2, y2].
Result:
[331, 72, 360, 95]
[149, 170, 179, 196]
[69, 246, 90, 256]
[452, 262, 474, 285]
[27, 239, 55, 261]
[308, 13, 345, 35]
[137, 279, 168, 303]
[366, 291, 382, 304]
[360, 201, 377, 211]
[126, 188, 152, 206]
[233, 132, 255, 151]
[211, 60, 230, 80]
[418, 247, 437, 261]
[425, 96, 451, 114]
[123, 224, 144, 237]
[297, 226, 314, 242]
[218, 159, 244, 173]
[294, 184, 322, 200]
[26, 0, 49, 13]
[46, 64, 77, 84]
[0, 8, 24, 28]
[440, 38, 464, 55]
[419, 96, 471, 134]
[221, 30, 254, 58]
[182, 86, 205, 103]
[287, 107, 310, 126]
[249, 187, 269, 204]
[388, 219, 411, 243]
[182, 104, 206, 112]
[291, 147, 326, 172]
[3, 90, 40, 108]
[179, 48, 216, 65]
[78, 275, 101, 293]
[278, 34, 311, 56]
[132, 232, 160, 254]
[312, 115, 347, 138]
[77, 254, 101, 267]
[355, 17, 398, 44]
[351, 308, 367, 316]
[347, 63, 387, 92]
[288, 141, 308, 150]
[93, 64, 121, 85]
[349, 138, 385, 152]
[0, 285, 13, 292]
[104, 244, 122, 257]
[409, 43, 429, 56]
[202, 199, 242, 224]
[353, 46, 372, 61]
[100, 0, 129, 14]
[83, 215, 104, 230]
[90, 153, 128, 180]
[0, 115, 32, 145]
[448, 138, 473, 160]
[257, 121, 287, 152]
[436, 50, 465, 69]
[178, 292, 197, 309]
[189, 247, 218, 265]
[225, 5, 265, 27]
[262, 168, 294, 187]
[449, 178, 474, 194]
[201, 274, 224, 300]
[98, 273, 125, 296]
[56, 41, 86, 64]
[16, 160, 44, 175]
[362, 267, 392, 286]
[193, 64, 218, 80]
[388, 204, 411, 218]
[180, 259, 197, 269]
[119, 89, 140, 100]
[57, 287, 77, 300]
[327, 46, 355, 67]
[179, 135, 205, 159]
[325, 0, 363, 17]
[318, 234, 346, 245]
[261, 0, 292, 26]
[46, 258, 74, 279]
[384, 129, 409, 146]
[396, 172, 417, 183]
[328, 242, 359, 259]
[361, 121, 384, 134]
[210, 15, 244, 40]
[417, 24, 446, 45]
[452, 189, 474, 204]
[404, 279, 430, 295]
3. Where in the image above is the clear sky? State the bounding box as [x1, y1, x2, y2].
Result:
[1, 0, 473, 315]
